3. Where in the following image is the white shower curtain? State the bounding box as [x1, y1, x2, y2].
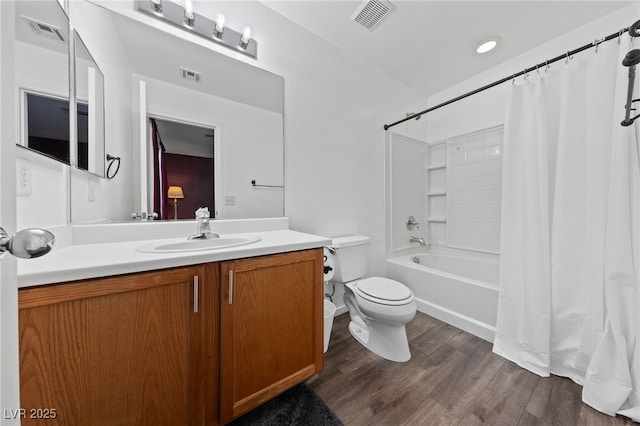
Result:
[493, 39, 640, 421]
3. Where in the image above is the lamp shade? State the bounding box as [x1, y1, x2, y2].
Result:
[167, 186, 184, 199]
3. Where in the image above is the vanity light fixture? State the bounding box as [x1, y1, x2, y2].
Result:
[476, 36, 500, 54]
[213, 14, 225, 39]
[136, 0, 257, 59]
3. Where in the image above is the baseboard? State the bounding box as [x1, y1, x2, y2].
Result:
[414, 297, 495, 343]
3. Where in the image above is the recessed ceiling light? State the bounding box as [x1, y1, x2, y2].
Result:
[476, 37, 500, 54]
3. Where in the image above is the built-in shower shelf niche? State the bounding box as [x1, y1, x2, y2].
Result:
[427, 142, 448, 246]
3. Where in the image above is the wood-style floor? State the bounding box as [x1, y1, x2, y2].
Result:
[308, 312, 637, 426]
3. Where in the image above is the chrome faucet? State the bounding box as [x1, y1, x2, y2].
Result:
[132, 211, 158, 221]
[409, 236, 428, 246]
[188, 216, 220, 240]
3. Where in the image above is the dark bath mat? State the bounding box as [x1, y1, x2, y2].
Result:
[227, 383, 343, 426]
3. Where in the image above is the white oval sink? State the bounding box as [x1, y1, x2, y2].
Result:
[137, 235, 261, 253]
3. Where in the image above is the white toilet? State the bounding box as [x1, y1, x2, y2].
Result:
[329, 235, 416, 362]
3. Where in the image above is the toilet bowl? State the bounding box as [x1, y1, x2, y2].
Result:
[343, 278, 416, 362]
[328, 236, 417, 362]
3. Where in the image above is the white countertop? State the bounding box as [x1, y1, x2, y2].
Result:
[18, 227, 331, 288]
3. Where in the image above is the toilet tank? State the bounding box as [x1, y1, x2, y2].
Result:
[330, 235, 370, 283]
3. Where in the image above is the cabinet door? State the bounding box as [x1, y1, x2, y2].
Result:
[220, 249, 324, 422]
[18, 265, 219, 426]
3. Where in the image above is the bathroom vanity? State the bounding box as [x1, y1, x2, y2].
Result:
[17, 221, 328, 425]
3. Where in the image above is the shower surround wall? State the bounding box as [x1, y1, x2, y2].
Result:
[388, 133, 427, 251]
[389, 125, 502, 254]
[446, 126, 502, 253]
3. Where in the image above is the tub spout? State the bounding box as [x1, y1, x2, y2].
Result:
[409, 236, 428, 246]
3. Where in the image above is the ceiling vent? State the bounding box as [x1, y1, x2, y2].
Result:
[179, 67, 202, 83]
[22, 16, 65, 43]
[351, 0, 395, 31]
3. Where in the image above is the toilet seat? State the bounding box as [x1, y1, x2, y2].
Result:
[354, 277, 414, 306]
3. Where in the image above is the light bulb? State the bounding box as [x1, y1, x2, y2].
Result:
[213, 14, 225, 39]
[184, 0, 195, 26]
[475, 37, 500, 54]
[239, 26, 251, 49]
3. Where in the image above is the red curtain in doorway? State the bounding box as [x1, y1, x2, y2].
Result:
[151, 118, 168, 219]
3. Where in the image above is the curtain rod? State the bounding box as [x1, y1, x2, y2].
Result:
[384, 23, 635, 131]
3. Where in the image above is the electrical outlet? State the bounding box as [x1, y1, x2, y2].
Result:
[16, 159, 32, 196]
[224, 195, 236, 206]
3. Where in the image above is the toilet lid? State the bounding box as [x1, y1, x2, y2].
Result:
[355, 277, 413, 302]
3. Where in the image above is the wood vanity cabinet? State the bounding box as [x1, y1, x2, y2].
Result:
[17, 248, 324, 426]
[18, 265, 220, 426]
[219, 249, 324, 423]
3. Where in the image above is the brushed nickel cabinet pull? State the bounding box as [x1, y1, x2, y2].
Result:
[193, 275, 199, 313]
[228, 270, 234, 305]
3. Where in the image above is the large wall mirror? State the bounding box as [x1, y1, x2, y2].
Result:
[12, 0, 71, 229]
[68, 1, 284, 223]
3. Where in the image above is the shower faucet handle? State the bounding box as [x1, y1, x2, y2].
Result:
[406, 215, 420, 230]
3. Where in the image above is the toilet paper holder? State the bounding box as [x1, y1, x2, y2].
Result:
[323, 248, 336, 302]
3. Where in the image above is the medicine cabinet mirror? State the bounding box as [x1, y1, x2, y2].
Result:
[15, 0, 70, 166]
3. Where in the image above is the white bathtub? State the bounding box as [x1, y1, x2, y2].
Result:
[386, 250, 499, 342]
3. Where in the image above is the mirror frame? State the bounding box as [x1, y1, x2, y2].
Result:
[73, 29, 106, 178]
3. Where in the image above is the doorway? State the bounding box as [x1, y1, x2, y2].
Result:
[149, 117, 215, 220]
